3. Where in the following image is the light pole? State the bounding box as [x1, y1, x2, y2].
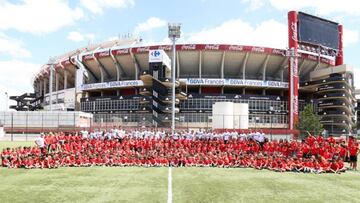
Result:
[269, 106, 273, 140]
[168, 23, 181, 135]
[47, 57, 56, 111]
[4, 92, 8, 111]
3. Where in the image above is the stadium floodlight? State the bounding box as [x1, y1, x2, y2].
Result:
[4, 92, 8, 111]
[47, 57, 56, 111]
[168, 23, 181, 135]
[168, 23, 181, 39]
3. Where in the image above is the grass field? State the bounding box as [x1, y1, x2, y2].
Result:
[1, 141, 360, 203]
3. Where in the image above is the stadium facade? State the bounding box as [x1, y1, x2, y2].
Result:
[27, 11, 355, 135]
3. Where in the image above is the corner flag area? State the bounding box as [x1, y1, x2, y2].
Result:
[1, 141, 359, 203]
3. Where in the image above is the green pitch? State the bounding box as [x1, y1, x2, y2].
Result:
[1, 141, 360, 203]
[0, 141, 34, 151]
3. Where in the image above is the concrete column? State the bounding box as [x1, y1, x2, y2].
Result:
[242, 53, 249, 80]
[55, 71, 59, 91]
[262, 55, 270, 81]
[199, 51, 202, 78]
[99, 66, 105, 83]
[64, 70, 68, 89]
[43, 79, 47, 95]
[221, 51, 225, 79]
[55, 71, 59, 104]
[39, 80, 43, 96]
[37, 82, 41, 95]
[221, 51, 225, 95]
[134, 62, 139, 80]
[115, 64, 121, 81]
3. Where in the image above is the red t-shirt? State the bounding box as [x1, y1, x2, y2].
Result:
[350, 145, 358, 156]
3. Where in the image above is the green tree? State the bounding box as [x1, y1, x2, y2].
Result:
[296, 104, 324, 138]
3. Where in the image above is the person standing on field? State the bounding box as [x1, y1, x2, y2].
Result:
[35, 133, 46, 155]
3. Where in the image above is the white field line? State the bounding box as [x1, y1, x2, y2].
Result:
[167, 167, 172, 203]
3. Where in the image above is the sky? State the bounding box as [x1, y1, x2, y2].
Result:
[0, 0, 359, 110]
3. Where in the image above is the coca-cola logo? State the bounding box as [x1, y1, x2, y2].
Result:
[291, 57, 298, 76]
[98, 51, 109, 57]
[136, 47, 150, 52]
[83, 55, 93, 60]
[204, 44, 219, 50]
[228, 45, 243, 51]
[272, 49, 284, 55]
[293, 95, 298, 115]
[251, 47, 265, 53]
[158, 45, 172, 50]
[116, 49, 129, 55]
[291, 22, 297, 42]
[181, 44, 196, 50]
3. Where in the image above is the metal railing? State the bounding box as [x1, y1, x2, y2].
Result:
[0, 111, 295, 141]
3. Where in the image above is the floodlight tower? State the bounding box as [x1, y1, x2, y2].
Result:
[4, 92, 8, 111]
[47, 57, 56, 111]
[168, 23, 181, 135]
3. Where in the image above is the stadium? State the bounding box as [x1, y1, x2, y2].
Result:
[1, 9, 360, 203]
[24, 11, 355, 135]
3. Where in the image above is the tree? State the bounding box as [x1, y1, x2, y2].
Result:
[296, 104, 324, 138]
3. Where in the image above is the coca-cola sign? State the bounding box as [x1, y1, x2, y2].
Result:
[83, 54, 93, 60]
[115, 49, 129, 55]
[291, 22, 297, 41]
[272, 49, 284, 55]
[204, 44, 219, 50]
[98, 51, 109, 57]
[157, 45, 172, 51]
[228, 45, 244, 51]
[251, 47, 265, 53]
[181, 44, 196, 50]
[290, 57, 298, 76]
[293, 95, 298, 115]
[136, 47, 150, 53]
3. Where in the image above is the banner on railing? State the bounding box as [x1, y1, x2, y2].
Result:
[80, 78, 288, 91]
[80, 80, 144, 91]
[183, 78, 288, 88]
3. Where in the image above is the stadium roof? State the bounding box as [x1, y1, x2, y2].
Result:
[33, 42, 336, 86]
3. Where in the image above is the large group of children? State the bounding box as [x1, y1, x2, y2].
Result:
[0, 129, 359, 173]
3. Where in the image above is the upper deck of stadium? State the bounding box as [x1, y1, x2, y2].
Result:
[32, 38, 337, 91]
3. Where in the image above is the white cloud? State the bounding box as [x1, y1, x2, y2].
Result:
[0, 0, 84, 34]
[0, 60, 41, 111]
[134, 17, 167, 34]
[352, 67, 360, 90]
[186, 18, 359, 49]
[242, 0, 265, 10]
[107, 36, 120, 41]
[67, 31, 95, 43]
[80, 0, 134, 14]
[188, 18, 288, 49]
[343, 29, 359, 47]
[67, 31, 84, 42]
[269, 0, 360, 16]
[0, 33, 31, 58]
[85, 33, 96, 42]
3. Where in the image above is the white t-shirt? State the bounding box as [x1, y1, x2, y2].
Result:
[81, 130, 88, 139]
[35, 137, 45, 148]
